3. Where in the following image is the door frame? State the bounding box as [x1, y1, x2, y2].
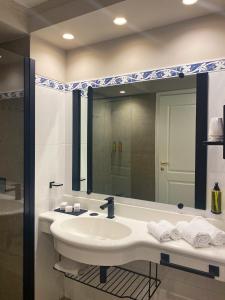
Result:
[155, 88, 196, 204]
[24, 58, 35, 300]
[155, 73, 208, 209]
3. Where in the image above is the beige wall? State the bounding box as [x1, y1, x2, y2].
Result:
[31, 14, 225, 83]
[0, 62, 24, 92]
[66, 14, 225, 82]
[31, 36, 66, 82]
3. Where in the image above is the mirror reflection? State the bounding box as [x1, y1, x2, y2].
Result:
[0, 48, 24, 300]
[92, 76, 199, 207]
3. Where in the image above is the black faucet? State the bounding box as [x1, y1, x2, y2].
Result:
[100, 197, 115, 219]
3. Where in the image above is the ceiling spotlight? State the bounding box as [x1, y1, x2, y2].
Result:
[113, 17, 127, 26]
[62, 33, 74, 40]
[120, 90, 126, 94]
[182, 0, 198, 5]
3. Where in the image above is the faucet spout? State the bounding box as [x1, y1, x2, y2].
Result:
[100, 202, 108, 210]
[100, 197, 115, 219]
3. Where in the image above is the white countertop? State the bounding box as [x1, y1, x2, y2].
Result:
[40, 209, 225, 266]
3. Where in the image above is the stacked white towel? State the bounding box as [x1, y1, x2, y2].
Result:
[176, 221, 211, 248]
[147, 220, 181, 242]
[190, 217, 225, 246]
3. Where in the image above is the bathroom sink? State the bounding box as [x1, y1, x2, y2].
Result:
[59, 217, 132, 240]
[50, 215, 134, 265]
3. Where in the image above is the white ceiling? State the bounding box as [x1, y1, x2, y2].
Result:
[32, 0, 225, 50]
[14, 0, 48, 8]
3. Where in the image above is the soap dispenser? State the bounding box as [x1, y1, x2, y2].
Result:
[211, 182, 222, 214]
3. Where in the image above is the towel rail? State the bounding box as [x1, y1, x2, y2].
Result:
[160, 253, 219, 279]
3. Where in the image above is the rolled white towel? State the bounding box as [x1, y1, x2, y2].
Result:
[176, 221, 211, 248]
[176, 221, 189, 235]
[159, 220, 181, 240]
[190, 217, 225, 246]
[147, 221, 171, 242]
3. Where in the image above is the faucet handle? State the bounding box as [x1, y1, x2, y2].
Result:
[49, 181, 64, 189]
[104, 196, 114, 203]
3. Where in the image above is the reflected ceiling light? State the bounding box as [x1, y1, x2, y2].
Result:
[120, 90, 126, 94]
[0, 55, 2, 59]
[182, 0, 198, 5]
[113, 17, 127, 26]
[62, 33, 74, 40]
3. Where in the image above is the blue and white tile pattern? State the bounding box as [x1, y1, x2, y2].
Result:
[35, 75, 65, 91]
[36, 59, 225, 92]
[0, 90, 24, 100]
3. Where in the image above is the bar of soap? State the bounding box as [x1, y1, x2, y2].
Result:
[65, 205, 73, 213]
[59, 202, 68, 211]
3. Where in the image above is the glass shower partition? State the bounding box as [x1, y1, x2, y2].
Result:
[0, 48, 35, 300]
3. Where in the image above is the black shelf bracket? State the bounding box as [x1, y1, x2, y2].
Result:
[160, 253, 219, 279]
[203, 105, 225, 159]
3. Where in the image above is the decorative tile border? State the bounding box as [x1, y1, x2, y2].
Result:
[0, 90, 24, 100]
[35, 74, 65, 91]
[35, 59, 225, 92]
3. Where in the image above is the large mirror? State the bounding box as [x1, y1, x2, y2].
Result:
[72, 73, 208, 209]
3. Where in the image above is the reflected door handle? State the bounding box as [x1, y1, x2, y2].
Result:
[160, 161, 169, 166]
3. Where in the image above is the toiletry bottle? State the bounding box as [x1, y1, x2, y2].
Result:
[211, 182, 222, 214]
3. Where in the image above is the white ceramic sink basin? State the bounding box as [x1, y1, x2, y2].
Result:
[59, 217, 132, 240]
[50, 215, 135, 265]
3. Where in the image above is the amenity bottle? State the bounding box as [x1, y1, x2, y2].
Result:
[211, 182, 222, 214]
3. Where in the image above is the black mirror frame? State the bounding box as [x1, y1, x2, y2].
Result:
[72, 73, 208, 210]
[72, 89, 81, 191]
[195, 72, 208, 209]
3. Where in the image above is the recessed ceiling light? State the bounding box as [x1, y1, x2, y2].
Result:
[62, 33, 74, 40]
[113, 17, 127, 26]
[182, 0, 198, 5]
[120, 90, 126, 94]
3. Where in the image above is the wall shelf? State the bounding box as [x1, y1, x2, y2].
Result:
[203, 141, 224, 146]
[54, 263, 161, 300]
[203, 105, 225, 159]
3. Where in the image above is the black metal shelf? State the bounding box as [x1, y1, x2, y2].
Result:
[203, 105, 225, 159]
[203, 141, 224, 146]
[54, 263, 161, 300]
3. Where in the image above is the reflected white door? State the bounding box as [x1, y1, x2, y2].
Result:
[156, 90, 196, 207]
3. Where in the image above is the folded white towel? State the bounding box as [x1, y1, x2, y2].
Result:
[190, 217, 225, 246]
[176, 221, 211, 248]
[159, 220, 181, 240]
[147, 221, 171, 242]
